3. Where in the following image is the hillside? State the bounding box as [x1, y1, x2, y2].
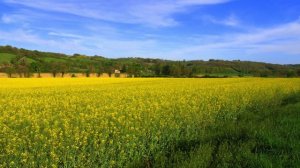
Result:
[0, 45, 299, 78]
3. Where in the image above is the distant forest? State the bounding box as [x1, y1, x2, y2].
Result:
[0, 45, 299, 78]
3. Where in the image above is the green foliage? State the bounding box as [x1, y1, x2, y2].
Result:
[0, 45, 299, 77]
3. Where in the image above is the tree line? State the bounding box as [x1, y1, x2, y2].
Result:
[0, 45, 299, 78]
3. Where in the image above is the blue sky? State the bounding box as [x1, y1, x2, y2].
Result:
[0, 0, 300, 64]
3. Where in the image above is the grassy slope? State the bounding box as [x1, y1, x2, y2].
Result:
[0, 53, 36, 63]
[0, 52, 67, 64]
[0, 53, 16, 63]
[0, 53, 95, 64]
[147, 93, 300, 168]
[42, 57, 68, 62]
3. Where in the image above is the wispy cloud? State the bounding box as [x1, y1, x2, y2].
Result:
[1, 0, 299, 64]
[1, 13, 28, 24]
[1, 14, 12, 23]
[0, 29, 91, 52]
[0, 28, 160, 57]
[202, 14, 240, 27]
[1, 19, 300, 63]
[48, 32, 84, 39]
[177, 0, 231, 5]
[166, 20, 300, 62]
[3, 0, 231, 27]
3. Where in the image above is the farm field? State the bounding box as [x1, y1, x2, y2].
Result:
[0, 78, 300, 167]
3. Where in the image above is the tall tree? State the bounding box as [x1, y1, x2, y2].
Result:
[50, 62, 59, 77]
[30, 62, 42, 78]
[59, 63, 68, 77]
[97, 65, 104, 77]
[162, 65, 171, 76]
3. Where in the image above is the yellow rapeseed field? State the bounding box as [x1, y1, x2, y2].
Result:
[0, 78, 299, 167]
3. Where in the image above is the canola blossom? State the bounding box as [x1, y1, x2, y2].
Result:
[0, 78, 299, 167]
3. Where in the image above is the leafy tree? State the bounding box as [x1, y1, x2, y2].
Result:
[59, 63, 68, 77]
[5, 65, 15, 78]
[105, 66, 114, 77]
[30, 62, 42, 78]
[170, 64, 182, 77]
[153, 63, 162, 76]
[297, 69, 300, 77]
[127, 63, 142, 77]
[85, 65, 95, 77]
[162, 65, 171, 76]
[50, 62, 59, 77]
[11, 56, 31, 78]
[121, 64, 127, 73]
[97, 65, 104, 77]
[286, 70, 297, 78]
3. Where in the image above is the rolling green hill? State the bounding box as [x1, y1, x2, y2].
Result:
[0, 45, 299, 77]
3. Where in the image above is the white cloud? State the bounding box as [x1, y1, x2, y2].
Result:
[1, 14, 26, 24]
[166, 20, 300, 62]
[1, 14, 12, 23]
[234, 21, 300, 43]
[0, 29, 88, 52]
[48, 32, 84, 39]
[221, 15, 239, 26]
[202, 14, 240, 27]
[3, 0, 231, 27]
[177, 0, 230, 5]
[1, 20, 300, 63]
[1, 0, 299, 63]
[0, 28, 159, 57]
